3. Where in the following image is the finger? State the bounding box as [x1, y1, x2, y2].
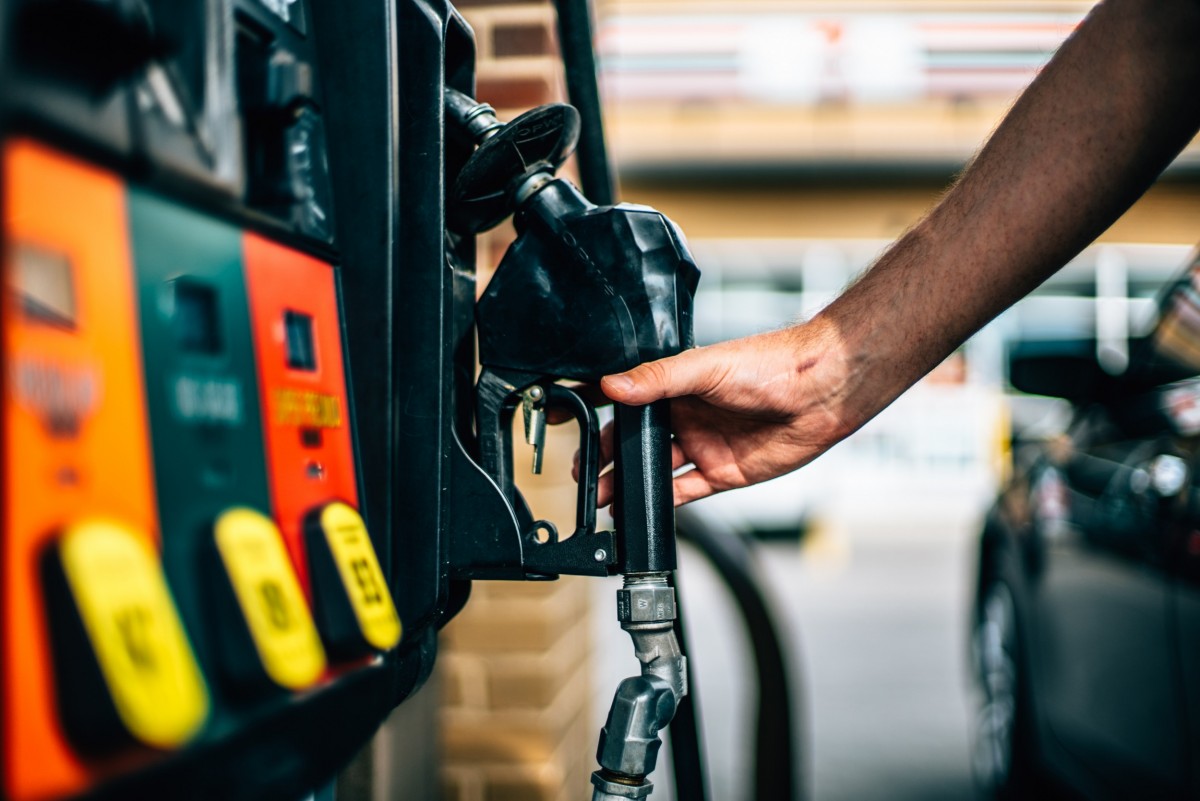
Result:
[672, 441, 689, 471]
[597, 467, 615, 508]
[582, 434, 684, 491]
[599, 420, 616, 469]
[672, 468, 717, 506]
[601, 346, 723, 406]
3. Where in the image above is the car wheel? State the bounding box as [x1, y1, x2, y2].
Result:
[971, 578, 1044, 800]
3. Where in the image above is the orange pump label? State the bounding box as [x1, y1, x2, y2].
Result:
[242, 233, 360, 593]
[2, 140, 160, 801]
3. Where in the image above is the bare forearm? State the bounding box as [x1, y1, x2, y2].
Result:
[600, 0, 1200, 503]
[813, 0, 1200, 431]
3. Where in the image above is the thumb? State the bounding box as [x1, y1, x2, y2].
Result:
[601, 347, 719, 406]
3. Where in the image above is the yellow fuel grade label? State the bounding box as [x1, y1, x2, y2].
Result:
[213, 507, 326, 690]
[315, 502, 402, 651]
[57, 520, 209, 749]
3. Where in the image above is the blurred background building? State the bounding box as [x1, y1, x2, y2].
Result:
[436, 2, 1200, 800]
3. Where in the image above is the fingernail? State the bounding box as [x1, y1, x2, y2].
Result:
[604, 374, 634, 392]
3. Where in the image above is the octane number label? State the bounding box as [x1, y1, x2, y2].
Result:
[58, 520, 209, 748]
[317, 502, 401, 651]
[214, 507, 326, 689]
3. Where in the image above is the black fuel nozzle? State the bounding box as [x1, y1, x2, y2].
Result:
[447, 89, 699, 577]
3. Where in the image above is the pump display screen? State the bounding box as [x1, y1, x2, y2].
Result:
[284, 310, 316, 371]
[12, 244, 76, 329]
[172, 281, 222, 354]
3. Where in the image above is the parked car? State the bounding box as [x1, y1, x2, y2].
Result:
[972, 250, 1200, 800]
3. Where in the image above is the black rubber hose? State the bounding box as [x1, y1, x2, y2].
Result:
[675, 508, 806, 801]
[553, 0, 615, 205]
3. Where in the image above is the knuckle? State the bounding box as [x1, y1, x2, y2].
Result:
[638, 360, 670, 389]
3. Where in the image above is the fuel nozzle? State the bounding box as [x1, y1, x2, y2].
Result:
[446, 88, 698, 544]
[446, 89, 698, 797]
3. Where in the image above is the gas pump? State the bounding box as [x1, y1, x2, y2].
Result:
[0, 1, 415, 798]
[442, 88, 699, 799]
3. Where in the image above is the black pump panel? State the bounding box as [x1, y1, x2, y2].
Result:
[0, 0, 463, 798]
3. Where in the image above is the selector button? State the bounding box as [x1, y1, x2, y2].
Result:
[43, 520, 209, 753]
[305, 502, 401, 657]
[212, 507, 326, 691]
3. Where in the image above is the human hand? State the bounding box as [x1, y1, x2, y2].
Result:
[583, 318, 861, 507]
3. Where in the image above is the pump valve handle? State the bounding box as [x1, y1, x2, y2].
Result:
[476, 370, 601, 551]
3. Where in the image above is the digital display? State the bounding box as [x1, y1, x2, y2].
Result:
[284, 310, 316, 371]
[172, 280, 222, 354]
[11, 243, 76, 328]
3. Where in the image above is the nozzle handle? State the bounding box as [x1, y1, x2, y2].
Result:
[613, 400, 676, 574]
[544, 383, 601, 541]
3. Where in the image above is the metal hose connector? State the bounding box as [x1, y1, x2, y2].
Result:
[589, 571, 689, 799]
[618, 573, 687, 705]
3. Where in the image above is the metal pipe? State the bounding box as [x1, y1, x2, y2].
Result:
[620, 575, 687, 704]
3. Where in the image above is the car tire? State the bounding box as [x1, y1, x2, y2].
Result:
[971, 577, 1047, 800]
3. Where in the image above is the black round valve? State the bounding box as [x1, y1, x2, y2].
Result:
[449, 103, 580, 234]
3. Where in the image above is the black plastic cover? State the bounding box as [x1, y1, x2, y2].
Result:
[476, 179, 700, 381]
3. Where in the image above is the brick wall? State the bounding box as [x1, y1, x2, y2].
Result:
[440, 3, 597, 800]
[460, 0, 576, 290]
[439, 431, 598, 801]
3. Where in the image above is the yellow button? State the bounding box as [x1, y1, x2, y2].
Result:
[213, 508, 326, 690]
[58, 520, 209, 749]
[316, 502, 402, 651]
